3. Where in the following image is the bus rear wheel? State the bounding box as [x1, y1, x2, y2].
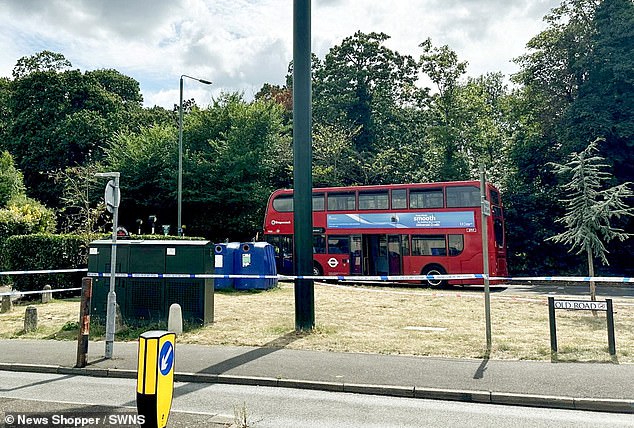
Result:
[422, 265, 447, 288]
[313, 263, 323, 277]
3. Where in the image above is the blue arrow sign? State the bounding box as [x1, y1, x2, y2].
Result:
[159, 341, 174, 376]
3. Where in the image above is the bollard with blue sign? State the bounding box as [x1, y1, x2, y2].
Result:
[137, 331, 175, 428]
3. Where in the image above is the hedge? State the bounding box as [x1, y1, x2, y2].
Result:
[5, 234, 88, 292]
[3, 233, 206, 292]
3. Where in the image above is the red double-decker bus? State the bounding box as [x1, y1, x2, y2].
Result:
[262, 181, 507, 286]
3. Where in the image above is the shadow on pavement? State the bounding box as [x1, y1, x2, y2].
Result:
[170, 331, 305, 401]
[199, 331, 305, 375]
[473, 351, 490, 380]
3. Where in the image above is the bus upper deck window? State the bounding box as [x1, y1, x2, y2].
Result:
[327, 193, 356, 211]
[312, 194, 325, 211]
[273, 195, 293, 212]
[359, 191, 388, 210]
[410, 188, 443, 209]
[391, 189, 407, 209]
[446, 186, 480, 208]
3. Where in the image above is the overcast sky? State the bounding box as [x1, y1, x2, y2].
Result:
[0, 0, 560, 109]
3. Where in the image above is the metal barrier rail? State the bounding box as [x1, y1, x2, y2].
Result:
[0, 287, 81, 297]
[0, 269, 87, 296]
[0, 268, 88, 276]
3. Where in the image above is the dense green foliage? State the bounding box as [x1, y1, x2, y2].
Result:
[0, 153, 57, 282]
[4, 234, 86, 292]
[0, 0, 631, 276]
[0, 151, 25, 206]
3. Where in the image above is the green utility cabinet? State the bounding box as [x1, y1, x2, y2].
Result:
[88, 239, 214, 326]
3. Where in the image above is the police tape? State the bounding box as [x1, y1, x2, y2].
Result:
[86, 272, 486, 282]
[0, 267, 630, 284]
[85, 272, 633, 283]
[0, 268, 88, 276]
[493, 276, 633, 283]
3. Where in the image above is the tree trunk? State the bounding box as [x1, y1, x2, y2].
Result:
[587, 248, 596, 301]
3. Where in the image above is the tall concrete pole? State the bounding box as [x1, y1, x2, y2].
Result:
[293, 0, 315, 330]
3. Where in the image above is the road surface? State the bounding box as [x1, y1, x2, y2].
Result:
[1, 371, 632, 428]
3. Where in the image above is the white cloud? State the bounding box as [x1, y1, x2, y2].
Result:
[0, 0, 559, 108]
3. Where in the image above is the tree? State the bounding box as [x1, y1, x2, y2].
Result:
[51, 163, 106, 237]
[548, 139, 633, 300]
[0, 151, 25, 207]
[103, 123, 178, 233]
[456, 73, 512, 183]
[511, 0, 634, 276]
[313, 31, 418, 153]
[12, 50, 71, 79]
[418, 38, 469, 181]
[4, 52, 145, 206]
[312, 123, 362, 187]
[501, 89, 566, 275]
[184, 94, 290, 240]
[0, 77, 10, 145]
[513, 0, 599, 136]
[561, 0, 634, 183]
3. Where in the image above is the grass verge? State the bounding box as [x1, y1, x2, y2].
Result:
[1, 282, 632, 363]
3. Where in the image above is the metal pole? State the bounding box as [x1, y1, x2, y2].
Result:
[606, 299, 616, 356]
[293, 0, 314, 330]
[548, 296, 558, 353]
[178, 76, 184, 237]
[105, 174, 120, 358]
[177, 75, 211, 237]
[480, 164, 492, 351]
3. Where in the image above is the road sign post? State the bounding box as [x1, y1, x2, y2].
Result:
[137, 330, 175, 428]
[548, 297, 616, 357]
[479, 164, 492, 351]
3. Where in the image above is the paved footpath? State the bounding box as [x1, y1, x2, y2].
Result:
[0, 339, 632, 414]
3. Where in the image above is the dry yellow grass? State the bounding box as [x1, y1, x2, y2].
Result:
[0, 298, 81, 340]
[1, 283, 632, 363]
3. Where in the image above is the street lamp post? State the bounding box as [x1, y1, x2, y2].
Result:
[95, 172, 120, 359]
[178, 75, 212, 236]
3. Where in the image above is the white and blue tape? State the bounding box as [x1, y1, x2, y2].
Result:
[0, 268, 630, 283]
[85, 272, 633, 283]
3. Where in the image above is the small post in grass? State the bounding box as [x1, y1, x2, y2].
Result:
[1, 295, 11, 313]
[24, 306, 37, 333]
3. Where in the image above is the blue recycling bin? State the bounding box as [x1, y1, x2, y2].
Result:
[213, 242, 240, 290]
[234, 242, 278, 290]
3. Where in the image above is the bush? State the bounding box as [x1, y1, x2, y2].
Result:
[5, 234, 88, 292]
[0, 197, 56, 285]
[0, 197, 56, 240]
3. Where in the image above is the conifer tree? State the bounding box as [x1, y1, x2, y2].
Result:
[549, 138, 633, 300]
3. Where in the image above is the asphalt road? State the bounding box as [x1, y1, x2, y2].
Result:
[1, 371, 633, 428]
[463, 283, 634, 299]
[329, 281, 634, 299]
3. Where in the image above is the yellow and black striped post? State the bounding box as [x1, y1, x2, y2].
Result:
[137, 331, 175, 428]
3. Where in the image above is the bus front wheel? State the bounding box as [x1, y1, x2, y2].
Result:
[313, 263, 323, 277]
[421, 265, 447, 288]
